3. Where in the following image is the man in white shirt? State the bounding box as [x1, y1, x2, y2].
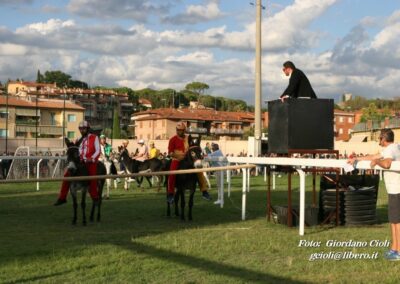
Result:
[348, 128, 400, 261]
[135, 139, 149, 162]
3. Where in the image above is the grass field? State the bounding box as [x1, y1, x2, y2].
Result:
[1, 174, 400, 283]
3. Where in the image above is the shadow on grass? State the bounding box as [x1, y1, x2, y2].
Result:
[122, 240, 306, 284]
[3, 264, 97, 284]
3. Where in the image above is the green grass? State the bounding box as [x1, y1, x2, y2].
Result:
[1, 174, 400, 283]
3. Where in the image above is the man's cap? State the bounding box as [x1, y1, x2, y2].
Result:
[176, 121, 186, 130]
[79, 121, 90, 128]
[138, 139, 145, 144]
[100, 134, 106, 139]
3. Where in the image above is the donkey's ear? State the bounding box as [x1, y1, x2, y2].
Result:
[65, 138, 72, 147]
[188, 134, 193, 145]
[197, 135, 202, 145]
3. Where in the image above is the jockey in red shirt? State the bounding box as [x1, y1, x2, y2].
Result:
[54, 121, 101, 206]
[167, 121, 211, 204]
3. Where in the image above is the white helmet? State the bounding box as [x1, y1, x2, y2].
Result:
[79, 121, 90, 128]
[138, 139, 145, 144]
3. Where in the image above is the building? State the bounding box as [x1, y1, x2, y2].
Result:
[7, 81, 134, 131]
[0, 95, 84, 139]
[131, 108, 256, 141]
[333, 110, 357, 141]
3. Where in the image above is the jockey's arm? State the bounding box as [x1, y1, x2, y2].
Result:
[90, 136, 101, 163]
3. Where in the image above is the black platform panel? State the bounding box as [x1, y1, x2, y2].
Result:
[268, 98, 334, 153]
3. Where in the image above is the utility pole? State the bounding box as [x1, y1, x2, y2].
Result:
[254, 0, 263, 156]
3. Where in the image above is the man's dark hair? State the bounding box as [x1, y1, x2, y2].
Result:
[380, 128, 394, 143]
[283, 61, 296, 69]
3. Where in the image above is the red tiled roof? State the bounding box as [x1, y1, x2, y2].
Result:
[8, 81, 56, 88]
[139, 98, 152, 105]
[133, 108, 254, 123]
[0, 96, 84, 110]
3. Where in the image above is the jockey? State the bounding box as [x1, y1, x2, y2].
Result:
[134, 139, 149, 162]
[148, 141, 160, 159]
[167, 121, 211, 204]
[54, 120, 100, 206]
[99, 134, 112, 161]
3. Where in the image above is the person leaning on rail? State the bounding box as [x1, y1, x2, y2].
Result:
[348, 128, 400, 261]
[54, 121, 101, 206]
[166, 121, 212, 204]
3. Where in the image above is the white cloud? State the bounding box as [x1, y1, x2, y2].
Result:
[16, 19, 75, 35]
[163, 0, 224, 24]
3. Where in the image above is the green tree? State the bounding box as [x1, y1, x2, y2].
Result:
[360, 103, 380, 122]
[36, 70, 44, 83]
[112, 106, 121, 139]
[43, 70, 71, 87]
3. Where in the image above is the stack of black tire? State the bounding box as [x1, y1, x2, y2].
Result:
[320, 175, 380, 226]
[344, 187, 378, 225]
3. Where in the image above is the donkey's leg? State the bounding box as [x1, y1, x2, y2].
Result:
[72, 192, 78, 225]
[145, 176, 152, 188]
[82, 190, 87, 226]
[180, 190, 186, 221]
[188, 189, 195, 221]
[174, 191, 180, 217]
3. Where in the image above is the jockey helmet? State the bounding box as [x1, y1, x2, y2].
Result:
[176, 121, 186, 130]
[79, 120, 90, 128]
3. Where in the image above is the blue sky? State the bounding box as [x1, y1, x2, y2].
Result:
[0, 0, 399, 104]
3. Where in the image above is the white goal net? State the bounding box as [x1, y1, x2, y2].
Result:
[6, 146, 67, 181]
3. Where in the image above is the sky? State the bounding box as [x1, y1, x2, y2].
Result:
[0, 0, 399, 105]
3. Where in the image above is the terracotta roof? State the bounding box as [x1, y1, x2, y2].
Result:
[0, 96, 84, 110]
[139, 98, 152, 105]
[133, 108, 254, 123]
[8, 81, 56, 88]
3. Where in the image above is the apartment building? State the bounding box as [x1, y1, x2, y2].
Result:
[131, 108, 255, 141]
[0, 95, 84, 139]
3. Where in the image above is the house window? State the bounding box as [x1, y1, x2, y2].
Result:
[162, 120, 165, 127]
[0, 129, 7, 137]
[348, 129, 352, 134]
[339, 128, 343, 134]
[348, 117, 353, 123]
[67, 114, 76, 122]
[0, 111, 8, 119]
[339, 117, 344, 123]
[154, 121, 157, 128]
[147, 134, 151, 140]
[149, 121, 152, 127]
[67, 131, 75, 139]
[139, 122, 143, 128]
[50, 112, 56, 125]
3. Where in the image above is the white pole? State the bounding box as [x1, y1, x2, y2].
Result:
[242, 168, 247, 220]
[220, 170, 224, 208]
[272, 171, 276, 190]
[296, 168, 306, 236]
[264, 166, 267, 182]
[36, 158, 42, 191]
[247, 167, 250, 192]
[227, 164, 231, 197]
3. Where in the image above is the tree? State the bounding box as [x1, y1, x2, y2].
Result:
[43, 70, 72, 87]
[36, 70, 44, 83]
[112, 105, 121, 139]
[185, 82, 209, 105]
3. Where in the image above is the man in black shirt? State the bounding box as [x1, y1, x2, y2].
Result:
[280, 61, 317, 102]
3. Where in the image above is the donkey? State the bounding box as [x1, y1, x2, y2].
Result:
[117, 146, 164, 191]
[65, 138, 106, 225]
[167, 135, 204, 221]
